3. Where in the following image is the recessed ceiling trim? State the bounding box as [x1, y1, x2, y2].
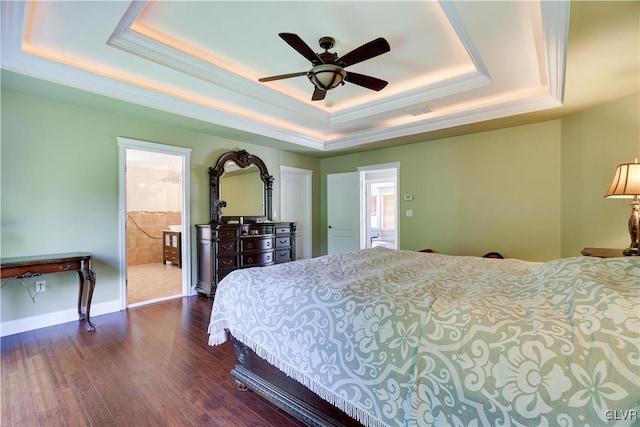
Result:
[106, 30, 334, 128]
[326, 1, 491, 125]
[108, 1, 329, 124]
[541, 0, 570, 101]
[109, 0, 498, 128]
[1, 12, 328, 152]
[329, 71, 492, 125]
[438, 0, 491, 77]
[0, 1, 26, 59]
[323, 92, 562, 151]
[1, 0, 573, 153]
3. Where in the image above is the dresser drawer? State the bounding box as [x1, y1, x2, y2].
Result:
[242, 237, 274, 252]
[218, 228, 239, 239]
[275, 226, 291, 234]
[275, 249, 291, 263]
[218, 240, 238, 254]
[275, 236, 291, 248]
[242, 252, 274, 267]
[217, 255, 238, 269]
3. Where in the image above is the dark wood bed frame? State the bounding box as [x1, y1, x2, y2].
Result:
[231, 335, 363, 427]
[228, 251, 506, 426]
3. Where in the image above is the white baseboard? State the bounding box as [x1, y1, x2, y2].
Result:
[0, 300, 121, 337]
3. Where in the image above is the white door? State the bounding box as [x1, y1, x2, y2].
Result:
[327, 172, 360, 254]
[280, 166, 312, 260]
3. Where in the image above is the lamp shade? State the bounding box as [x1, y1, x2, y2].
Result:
[307, 64, 346, 91]
[604, 162, 640, 198]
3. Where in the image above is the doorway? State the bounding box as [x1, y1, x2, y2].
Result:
[359, 163, 399, 250]
[326, 164, 399, 254]
[117, 137, 192, 309]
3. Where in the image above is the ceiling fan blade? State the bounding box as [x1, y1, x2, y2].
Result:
[311, 87, 327, 101]
[344, 72, 388, 91]
[336, 37, 390, 68]
[279, 33, 323, 65]
[259, 71, 307, 82]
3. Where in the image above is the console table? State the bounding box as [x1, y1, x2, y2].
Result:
[0, 252, 97, 331]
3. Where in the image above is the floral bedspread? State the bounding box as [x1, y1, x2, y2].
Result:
[208, 247, 640, 427]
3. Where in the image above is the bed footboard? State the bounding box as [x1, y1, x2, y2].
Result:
[231, 336, 362, 427]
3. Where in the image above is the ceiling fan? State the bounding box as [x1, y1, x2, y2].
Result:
[259, 33, 391, 101]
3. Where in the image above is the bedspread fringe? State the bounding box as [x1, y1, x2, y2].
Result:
[207, 321, 229, 346]
[225, 328, 391, 427]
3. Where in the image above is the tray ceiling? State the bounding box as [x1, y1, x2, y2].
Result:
[1, 1, 572, 152]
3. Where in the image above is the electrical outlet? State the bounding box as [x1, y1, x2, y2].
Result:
[35, 280, 46, 292]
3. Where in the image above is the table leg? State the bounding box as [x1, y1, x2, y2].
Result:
[84, 269, 96, 331]
[77, 270, 85, 321]
[77, 269, 97, 331]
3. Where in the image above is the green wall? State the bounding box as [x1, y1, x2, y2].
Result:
[321, 121, 562, 260]
[0, 87, 321, 331]
[561, 93, 640, 255]
[320, 92, 640, 261]
[2, 78, 638, 333]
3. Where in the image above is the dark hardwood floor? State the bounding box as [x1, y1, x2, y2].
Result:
[1, 296, 307, 427]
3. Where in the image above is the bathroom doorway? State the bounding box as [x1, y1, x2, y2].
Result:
[118, 138, 192, 308]
[359, 163, 399, 250]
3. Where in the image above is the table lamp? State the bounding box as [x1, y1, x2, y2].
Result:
[604, 159, 640, 256]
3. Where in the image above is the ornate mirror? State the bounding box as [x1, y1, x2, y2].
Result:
[209, 150, 273, 224]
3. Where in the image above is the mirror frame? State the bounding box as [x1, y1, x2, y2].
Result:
[209, 150, 273, 224]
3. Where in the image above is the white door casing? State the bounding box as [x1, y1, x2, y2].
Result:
[359, 163, 400, 250]
[117, 137, 192, 309]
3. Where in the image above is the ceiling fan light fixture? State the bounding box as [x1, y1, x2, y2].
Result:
[307, 64, 346, 90]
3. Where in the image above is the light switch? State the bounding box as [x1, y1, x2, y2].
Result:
[406, 209, 413, 217]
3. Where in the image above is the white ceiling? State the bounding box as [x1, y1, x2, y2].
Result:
[1, 1, 638, 156]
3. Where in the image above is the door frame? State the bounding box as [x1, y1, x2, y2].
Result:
[358, 162, 400, 249]
[117, 137, 193, 310]
[279, 165, 313, 260]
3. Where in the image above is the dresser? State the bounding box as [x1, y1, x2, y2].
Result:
[196, 222, 296, 297]
[200, 149, 299, 298]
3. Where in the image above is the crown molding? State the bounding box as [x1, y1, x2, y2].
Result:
[323, 92, 562, 151]
[1, 0, 569, 152]
[108, 0, 329, 124]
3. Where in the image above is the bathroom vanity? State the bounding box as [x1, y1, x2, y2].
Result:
[162, 230, 182, 268]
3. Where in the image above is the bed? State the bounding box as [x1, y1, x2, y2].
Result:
[208, 247, 640, 426]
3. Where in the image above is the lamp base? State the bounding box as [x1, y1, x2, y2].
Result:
[623, 247, 639, 256]
[625, 198, 639, 256]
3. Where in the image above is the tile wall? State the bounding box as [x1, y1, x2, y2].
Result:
[126, 162, 182, 266]
[127, 211, 181, 266]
